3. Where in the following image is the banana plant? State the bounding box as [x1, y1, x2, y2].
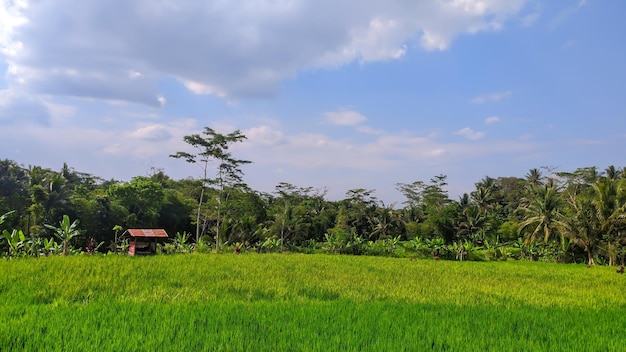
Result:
[426, 237, 447, 258]
[44, 215, 82, 256]
[174, 231, 193, 253]
[3, 228, 26, 258]
[41, 237, 60, 256]
[0, 210, 15, 226]
[24, 237, 41, 257]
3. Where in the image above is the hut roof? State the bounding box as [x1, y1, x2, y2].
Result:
[126, 229, 169, 238]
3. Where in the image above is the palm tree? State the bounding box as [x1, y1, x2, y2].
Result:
[517, 184, 566, 246]
[455, 204, 484, 243]
[525, 168, 543, 186]
[371, 203, 400, 240]
[605, 165, 619, 181]
[562, 192, 599, 265]
[590, 178, 626, 265]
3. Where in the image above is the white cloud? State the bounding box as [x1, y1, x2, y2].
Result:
[1, 0, 530, 103]
[454, 127, 486, 140]
[245, 125, 284, 146]
[129, 124, 173, 141]
[0, 0, 28, 56]
[237, 125, 537, 178]
[157, 95, 166, 107]
[470, 90, 512, 104]
[324, 110, 367, 126]
[429, 148, 446, 157]
[484, 116, 501, 124]
[128, 70, 143, 79]
[356, 125, 384, 135]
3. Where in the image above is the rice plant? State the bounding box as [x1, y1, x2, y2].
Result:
[0, 254, 624, 351]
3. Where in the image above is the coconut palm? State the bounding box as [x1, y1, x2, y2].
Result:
[455, 204, 485, 242]
[525, 168, 543, 186]
[590, 178, 626, 265]
[517, 184, 566, 246]
[561, 192, 599, 265]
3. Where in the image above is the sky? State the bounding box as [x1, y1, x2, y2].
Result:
[1, 0, 625, 203]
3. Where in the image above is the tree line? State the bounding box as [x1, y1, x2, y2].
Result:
[1, 127, 625, 265]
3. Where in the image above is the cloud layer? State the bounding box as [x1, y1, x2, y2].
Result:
[2, 0, 529, 104]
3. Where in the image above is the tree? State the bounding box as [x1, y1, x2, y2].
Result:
[455, 203, 484, 242]
[470, 176, 504, 242]
[0, 160, 30, 231]
[517, 184, 566, 246]
[108, 177, 165, 228]
[268, 183, 330, 247]
[274, 182, 300, 248]
[589, 178, 626, 266]
[371, 202, 402, 240]
[170, 128, 250, 247]
[340, 188, 379, 239]
[44, 215, 82, 256]
[562, 192, 599, 265]
[525, 168, 544, 186]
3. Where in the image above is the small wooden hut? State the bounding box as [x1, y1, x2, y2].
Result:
[123, 229, 169, 255]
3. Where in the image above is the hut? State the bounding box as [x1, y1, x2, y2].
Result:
[123, 229, 169, 255]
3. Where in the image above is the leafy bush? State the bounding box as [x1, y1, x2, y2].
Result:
[323, 228, 365, 255]
[258, 236, 282, 253]
[365, 236, 401, 257]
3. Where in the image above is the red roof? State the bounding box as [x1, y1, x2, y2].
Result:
[126, 229, 169, 238]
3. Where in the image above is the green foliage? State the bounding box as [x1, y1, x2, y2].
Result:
[425, 237, 448, 258]
[448, 240, 475, 261]
[0, 210, 15, 226]
[44, 215, 82, 256]
[365, 236, 401, 257]
[161, 231, 194, 254]
[3, 157, 626, 266]
[170, 127, 250, 246]
[404, 221, 420, 239]
[3, 228, 26, 257]
[107, 177, 165, 228]
[258, 236, 282, 253]
[193, 236, 212, 254]
[497, 220, 520, 243]
[324, 227, 365, 255]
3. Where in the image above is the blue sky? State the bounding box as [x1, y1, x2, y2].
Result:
[1, 0, 625, 202]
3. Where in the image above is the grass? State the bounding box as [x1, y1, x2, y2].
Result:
[1, 254, 624, 351]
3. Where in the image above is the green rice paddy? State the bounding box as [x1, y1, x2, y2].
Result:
[1, 254, 624, 351]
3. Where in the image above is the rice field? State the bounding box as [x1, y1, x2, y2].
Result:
[0, 254, 624, 351]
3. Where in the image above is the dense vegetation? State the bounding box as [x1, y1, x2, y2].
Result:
[1, 128, 626, 265]
[1, 255, 624, 351]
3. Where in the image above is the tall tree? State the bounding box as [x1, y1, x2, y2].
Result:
[562, 191, 599, 265]
[590, 178, 626, 266]
[517, 184, 565, 246]
[171, 128, 250, 247]
[108, 176, 165, 228]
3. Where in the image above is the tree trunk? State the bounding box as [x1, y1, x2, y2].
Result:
[586, 247, 595, 266]
[196, 185, 204, 244]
